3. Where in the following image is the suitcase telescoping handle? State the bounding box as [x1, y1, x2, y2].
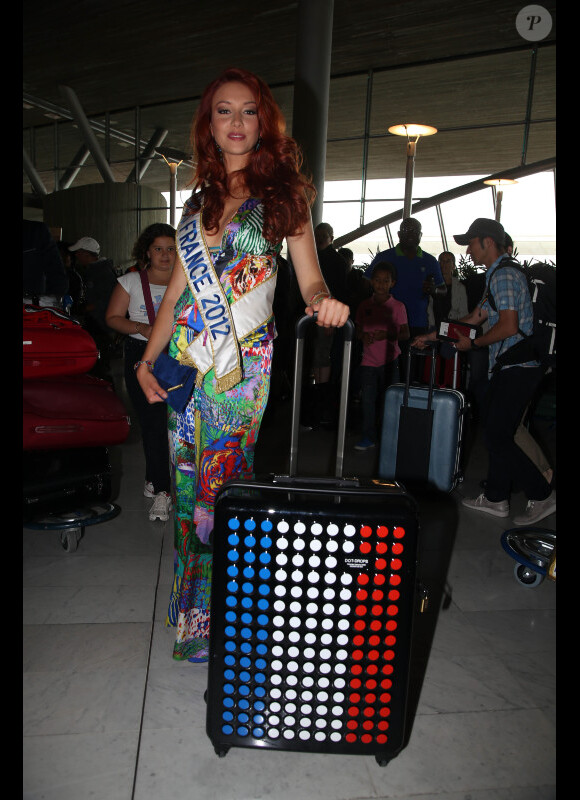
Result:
[289, 314, 355, 479]
[404, 342, 438, 409]
[396, 342, 437, 482]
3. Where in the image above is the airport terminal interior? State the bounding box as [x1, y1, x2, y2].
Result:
[23, 2, 556, 798]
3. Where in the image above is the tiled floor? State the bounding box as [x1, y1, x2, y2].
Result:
[23, 363, 556, 800]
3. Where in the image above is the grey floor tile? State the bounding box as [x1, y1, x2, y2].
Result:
[445, 547, 557, 613]
[376, 787, 555, 800]
[141, 666, 206, 729]
[24, 668, 147, 736]
[468, 607, 556, 654]
[365, 709, 555, 797]
[23, 622, 152, 672]
[416, 649, 545, 714]
[133, 725, 379, 800]
[23, 731, 138, 800]
[24, 584, 156, 624]
[23, 554, 162, 587]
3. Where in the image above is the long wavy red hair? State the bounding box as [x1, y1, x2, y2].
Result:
[188, 67, 316, 245]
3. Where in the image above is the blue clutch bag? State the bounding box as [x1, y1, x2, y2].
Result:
[152, 352, 197, 413]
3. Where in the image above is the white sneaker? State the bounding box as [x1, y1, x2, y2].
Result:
[144, 481, 155, 498]
[512, 491, 556, 526]
[149, 492, 172, 521]
[461, 493, 509, 518]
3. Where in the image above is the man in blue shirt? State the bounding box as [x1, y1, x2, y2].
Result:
[366, 218, 445, 379]
[413, 218, 555, 526]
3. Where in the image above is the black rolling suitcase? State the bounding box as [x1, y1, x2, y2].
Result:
[206, 315, 421, 767]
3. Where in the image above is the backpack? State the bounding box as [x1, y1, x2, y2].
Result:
[485, 257, 556, 372]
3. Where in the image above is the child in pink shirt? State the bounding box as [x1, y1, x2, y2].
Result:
[354, 261, 409, 450]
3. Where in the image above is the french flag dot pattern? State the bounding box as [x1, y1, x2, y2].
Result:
[218, 512, 407, 748]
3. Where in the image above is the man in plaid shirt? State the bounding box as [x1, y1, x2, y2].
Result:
[413, 218, 555, 526]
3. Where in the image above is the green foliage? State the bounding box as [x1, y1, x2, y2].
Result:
[358, 245, 383, 270]
[516, 250, 557, 276]
[455, 254, 484, 280]
[455, 250, 556, 281]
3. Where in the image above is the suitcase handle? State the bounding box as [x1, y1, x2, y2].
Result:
[289, 314, 354, 479]
[404, 343, 438, 409]
[269, 475, 360, 490]
[295, 313, 355, 343]
[219, 476, 415, 500]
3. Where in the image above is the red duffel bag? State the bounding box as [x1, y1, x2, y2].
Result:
[23, 305, 99, 379]
[23, 374, 131, 451]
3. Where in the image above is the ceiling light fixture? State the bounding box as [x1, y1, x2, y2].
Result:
[388, 124, 438, 219]
[483, 178, 518, 221]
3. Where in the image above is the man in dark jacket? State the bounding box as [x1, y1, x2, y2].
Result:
[23, 219, 69, 305]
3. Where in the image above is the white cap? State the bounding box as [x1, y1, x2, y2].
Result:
[69, 236, 100, 255]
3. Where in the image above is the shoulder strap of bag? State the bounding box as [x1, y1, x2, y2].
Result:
[139, 269, 156, 325]
[485, 257, 531, 367]
[484, 257, 526, 335]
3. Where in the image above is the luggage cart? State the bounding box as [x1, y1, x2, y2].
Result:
[23, 307, 130, 554]
[501, 527, 556, 588]
[23, 502, 121, 553]
[23, 446, 121, 552]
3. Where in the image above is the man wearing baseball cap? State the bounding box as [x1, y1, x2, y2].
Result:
[412, 218, 555, 526]
[69, 236, 101, 258]
[69, 236, 117, 379]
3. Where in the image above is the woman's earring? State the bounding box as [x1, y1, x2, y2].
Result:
[214, 140, 223, 160]
[255, 136, 262, 152]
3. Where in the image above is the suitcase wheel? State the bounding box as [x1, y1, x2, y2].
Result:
[60, 527, 83, 553]
[214, 747, 230, 758]
[375, 756, 391, 768]
[514, 562, 544, 588]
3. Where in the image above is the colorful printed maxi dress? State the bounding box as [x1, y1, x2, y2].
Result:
[166, 196, 281, 661]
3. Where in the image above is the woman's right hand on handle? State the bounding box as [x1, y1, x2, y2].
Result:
[135, 363, 168, 403]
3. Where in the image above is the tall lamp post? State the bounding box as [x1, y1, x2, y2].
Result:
[388, 124, 437, 219]
[161, 154, 183, 227]
[483, 178, 518, 222]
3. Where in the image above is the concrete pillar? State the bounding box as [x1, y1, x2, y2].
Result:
[23, 148, 47, 196]
[126, 128, 169, 183]
[59, 85, 116, 184]
[59, 145, 90, 190]
[291, 0, 334, 229]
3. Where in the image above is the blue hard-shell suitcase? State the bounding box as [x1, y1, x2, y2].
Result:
[205, 315, 423, 768]
[379, 345, 467, 493]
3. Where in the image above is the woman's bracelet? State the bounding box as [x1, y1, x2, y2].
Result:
[134, 360, 155, 371]
[308, 290, 331, 306]
[134, 321, 142, 334]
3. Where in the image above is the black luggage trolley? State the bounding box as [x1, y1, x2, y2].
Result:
[206, 316, 422, 767]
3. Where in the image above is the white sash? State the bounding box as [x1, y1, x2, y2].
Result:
[176, 206, 276, 393]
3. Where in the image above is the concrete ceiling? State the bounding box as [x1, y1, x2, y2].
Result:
[23, 0, 556, 200]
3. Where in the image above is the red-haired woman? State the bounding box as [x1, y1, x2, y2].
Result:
[136, 68, 349, 662]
